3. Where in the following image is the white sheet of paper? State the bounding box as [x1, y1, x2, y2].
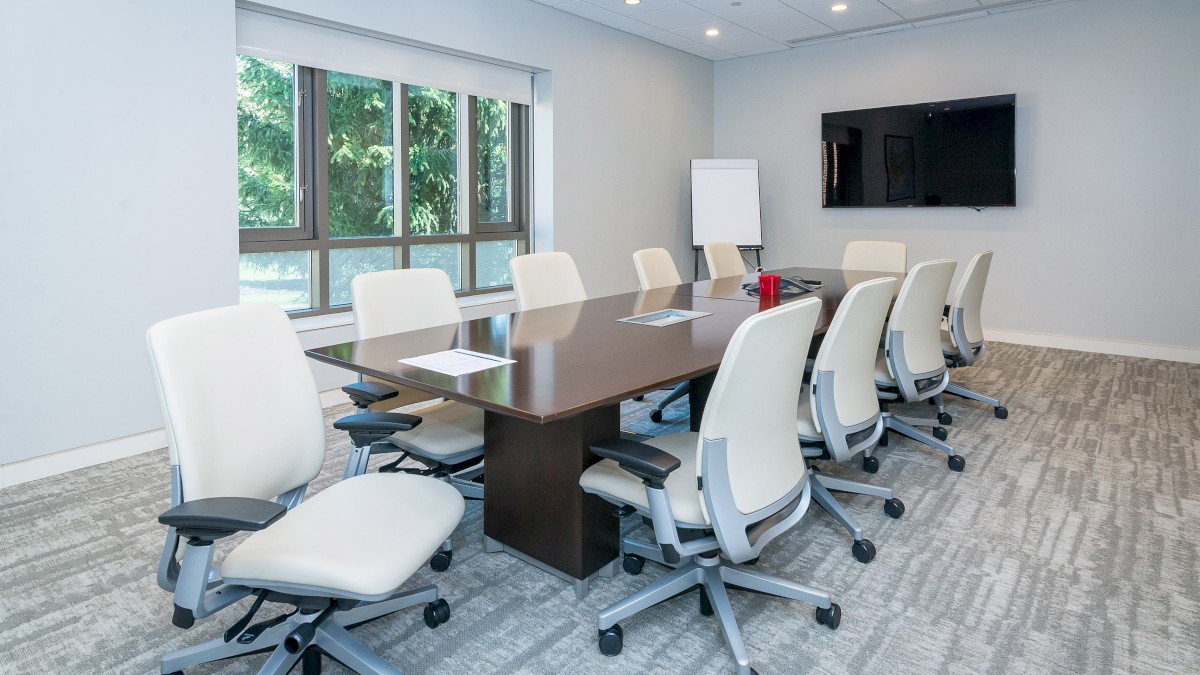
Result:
[399, 349, 516, 376]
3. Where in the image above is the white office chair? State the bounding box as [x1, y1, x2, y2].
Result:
[798, 277, 905, 563]
[349, 268, 486, 471]
[147, 304, 465, 675]
[509, 251, 587, 310]
[938, 250, 1009, 420]
[632, 248, 689, 423]
[580, 298, 840, 675]
[632, 247, 683, 290]
[841, 240, 907, 274]
[873, 259, 966, 472]
[703, 241, 747, 279]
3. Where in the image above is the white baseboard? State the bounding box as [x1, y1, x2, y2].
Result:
[0, 389, 355, 490]
[0, 428, 168, 489]
[986, 329, 1200, 364]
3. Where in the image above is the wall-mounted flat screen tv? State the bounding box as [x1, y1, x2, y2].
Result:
[821, 94, 1015, 208]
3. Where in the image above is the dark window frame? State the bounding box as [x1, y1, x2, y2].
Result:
[237, 59, 530, 318]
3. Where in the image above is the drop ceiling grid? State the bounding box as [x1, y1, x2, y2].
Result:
[528, 0, 1071, 60]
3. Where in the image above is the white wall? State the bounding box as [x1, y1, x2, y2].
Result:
[0, 0, 713, 470]
[714, 0, 1200, 352]
[0, 1, 237, 466]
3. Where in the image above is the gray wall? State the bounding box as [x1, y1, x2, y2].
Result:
[0, 2, 238, 465]
[0, 0, 714, 465]
[714, 0, 1200, 349]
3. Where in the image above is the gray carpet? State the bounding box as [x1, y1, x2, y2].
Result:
[1, 343, 1198, 674]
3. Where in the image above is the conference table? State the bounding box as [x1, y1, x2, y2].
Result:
[305, 266, 901, 598]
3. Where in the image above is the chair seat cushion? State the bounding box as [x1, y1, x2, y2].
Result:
[796, 388, 822, 441]
[940, 329, 958, 356]
[220, 472, 464, 598]
[387, 400, 484, 462]
[874, 351, 895, 385]
[579, 432, 708, 526]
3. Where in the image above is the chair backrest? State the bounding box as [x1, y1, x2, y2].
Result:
[841, 240, 907, 274]
[632, 248, 683, 290]
[886, 259, 957, 396]
[352, 268, 462, 340]
[509, 252, 587, 311]
[808, 277, 896, 460]
[948, 250, 992, 361]
[703, 242, 746, 279]
[699, 297, 821, 517]
[146, 304, 325, 502]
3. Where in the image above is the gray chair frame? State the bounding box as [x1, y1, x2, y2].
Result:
[878, 330, 961, 466]
[801, 370, 899, 561]
[588, 438, 834, 675]
[156, 468, 441, 675]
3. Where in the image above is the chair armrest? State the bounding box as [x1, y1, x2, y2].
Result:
[159, 497, 287, 543]
[590, 438, 681, 488]
[333, 412, 422, 433]
[341, 381, 399, 408]
[333, 412, 423, 448]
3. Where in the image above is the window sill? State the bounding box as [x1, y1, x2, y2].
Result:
[290, 290, 516, 334]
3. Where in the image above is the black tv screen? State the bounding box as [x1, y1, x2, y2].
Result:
[821, 94, 1015, 208]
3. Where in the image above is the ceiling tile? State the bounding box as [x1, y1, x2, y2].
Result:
[527, 0, 574, 5]
[798, 3, 907, 31]
[712, 33, 790, 55]
[656, 32, 740, 58]
[634, 3, 718, 29]
[684, 0, 788, 20]
[584, 0, 687, 16]
[672, 18, 758, 43]
[880, 0, 985, 20]
[760, 22, 835, 41]
[730, 6, 822, 31]
[603, 16, 675, 37]
[556, 1, 625, 23]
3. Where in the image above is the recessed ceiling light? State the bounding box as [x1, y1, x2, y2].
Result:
[624, 0, 640, 5]
[832, 3, 848, 11]
[705, 28, 720, 37]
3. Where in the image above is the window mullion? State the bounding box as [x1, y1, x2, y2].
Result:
[310, 68, 330, 310]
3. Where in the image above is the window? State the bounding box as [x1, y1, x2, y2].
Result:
[237, 55, 529, 315]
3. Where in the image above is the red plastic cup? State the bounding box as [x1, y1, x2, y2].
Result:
[759, 274, 782, 296]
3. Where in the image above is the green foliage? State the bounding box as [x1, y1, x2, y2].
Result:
[327, 72, 394, 239]
[237, 56, 295, 229]
[477, 98, 510, 223]
[409, 86, 458, 235]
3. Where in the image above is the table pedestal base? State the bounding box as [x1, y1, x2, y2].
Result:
[483, 405, 621, 597]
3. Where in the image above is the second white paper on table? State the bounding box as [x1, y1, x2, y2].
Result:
[399, 349, 516, 376]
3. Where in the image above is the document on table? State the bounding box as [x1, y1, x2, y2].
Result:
[399, 349, 516, 376]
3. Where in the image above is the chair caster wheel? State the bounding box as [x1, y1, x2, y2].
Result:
[744, 556, 759, 566]
[884, 498, 905, 519]
[862, 456, 879, 473]
[947, 455, 966, 472]
[622, 554, 644, 576]
[995, 406, 1008, 419]
[938, 412, 952, 425]
[815, 603, 841, 629]
[699, 589, 713, 616]
[430, 550, 452, 572]
[851, 539, 876, 563]
[598, 624, 624, 656]
[932, 426, 948, 441]
[423, 599, 450, 628]
[633, 395, 645, 402]
[650, 409, 664, 423]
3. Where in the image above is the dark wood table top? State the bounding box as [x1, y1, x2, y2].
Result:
[306, 266, 901, 425]
[647, 266, 903, 337]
